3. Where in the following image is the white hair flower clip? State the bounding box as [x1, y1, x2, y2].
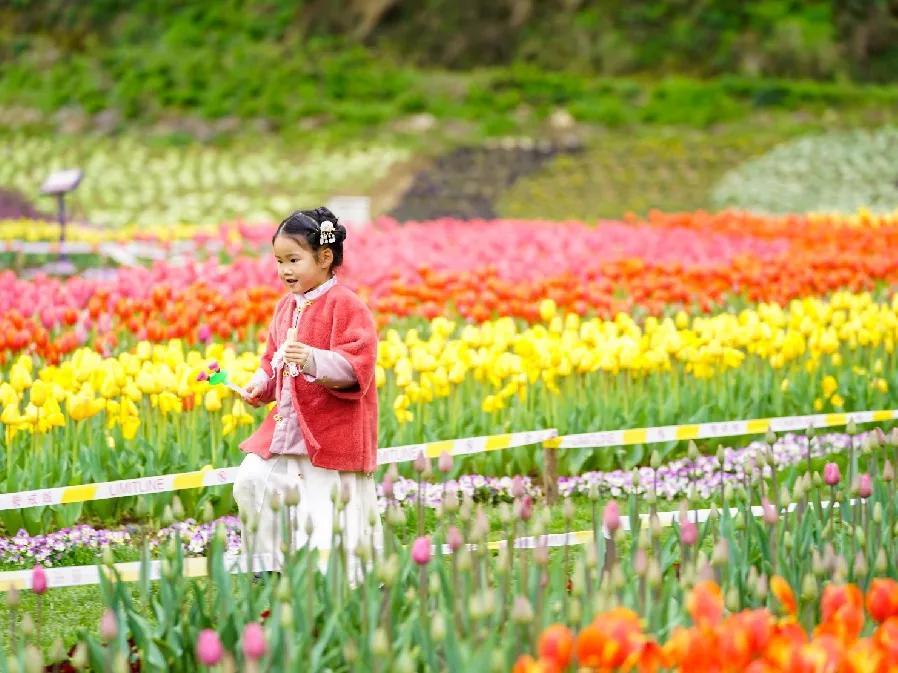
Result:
[319, 220, 336, 245]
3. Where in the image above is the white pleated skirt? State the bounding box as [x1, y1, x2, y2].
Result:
[233, 452, 383, 583]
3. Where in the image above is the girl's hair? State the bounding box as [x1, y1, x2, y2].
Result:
[272, 207, 347, 270]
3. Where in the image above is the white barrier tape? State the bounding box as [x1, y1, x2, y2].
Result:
[0, 497, 852, 591]
[376, 429, 558, 465]
[0, 429, 557, 511]
[546, 409, 898, 449]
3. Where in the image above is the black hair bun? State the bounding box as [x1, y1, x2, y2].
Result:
[313, 206, 338, 224]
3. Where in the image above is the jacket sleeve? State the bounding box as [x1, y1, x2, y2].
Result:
[323, 294, 378, 400]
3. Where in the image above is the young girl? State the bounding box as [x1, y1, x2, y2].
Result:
[234, 207, 382, 581]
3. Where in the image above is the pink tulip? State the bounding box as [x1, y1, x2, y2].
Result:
[511, 475, 526, 498]
[382, 473, 394, 500]
[31, 565, 47, 594]
[680, 521, 698, 546]
[761, 497, 778, 525]
[858, 473, 872, 499]
[196, 371, 209, 382]
[242, 622, 267, 661]
[603, 500, 621, 533]
[413, 451, 428, 474]
[100, 608, 118, 641]
[198, 324, 212, 343]
[446, 526, 463, 552]
[437, 450, 453, 474]
[196, 629, 223, 666]
[208, 361, 220, 373]
[515, 495, 533, 522]
[823, 463, 841, 486]
[411, 536, 431, 565]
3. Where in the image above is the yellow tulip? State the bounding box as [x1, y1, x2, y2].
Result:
[204, 390, 222, 412]
[29, 380, 48, 407]
[821, 375, 838, 400]
[830, 394, 845, 409]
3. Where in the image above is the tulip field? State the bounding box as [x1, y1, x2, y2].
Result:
[7, 205, 898, 671]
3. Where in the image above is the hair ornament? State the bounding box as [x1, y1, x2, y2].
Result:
[319, 220, 337, 245]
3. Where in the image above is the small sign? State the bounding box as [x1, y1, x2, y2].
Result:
[326, 195, 371, 229]
[40, 169, 84, 195]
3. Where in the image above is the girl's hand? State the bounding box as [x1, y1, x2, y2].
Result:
[244, 383, 266, 408]
[284, 342, 311, 368]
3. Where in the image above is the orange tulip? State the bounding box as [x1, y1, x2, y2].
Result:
[867, 579, 898, 624]
[873, 617, 898, 659]
[687, 580, 724, 627]
[537, 624, 574, 670]
[511, 655, 559, 673]
[817, 584, 864, 644]
[771, 576, 798, 617]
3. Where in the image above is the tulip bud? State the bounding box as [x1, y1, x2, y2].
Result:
[800, 574, 818, 602]
[884, 460, 895, 482]
[456, 547, 472, 572]
[100, 544, 115, 569]
[812, 472, 823, 488]
[650, 450, 662, 469]
[50, 637, 66, 664]
[723, 483, 734, 502]
[534, 543, 549, 567]
[567, 600, 581, 625]
[161, 504, 174, 526]
[687, 441, 699, 462]
[650, 513, 663, 539]
[761, 497, 778, 526]
[511, 596, 534, 624]
[847, 420, 857, 436]
[342, 641, 358, 664]
[733, 516, 745, 532]
[638, 527, 651, 552]
[766, 428, 777, 445]
[755, 574, 768, 602]
[812, 549, 826, 578]
[371, 627, 389, 657]
[23, 645, 43, 673]
[284, 485, 300, 507]
[6, 586, 19, 609]
[680, 521, 698, 546]
[784, 531, 794, 552]
[437, 450, 453, 474]
[201, 500, 215, 524]
[631, 468, 641, 488]
[280, 602, 294, 629]
[716, 445, 726, 466]
[823, 463, 841, 486]
[563, 498, 575, 521]
[725, 586, 740, 612]
[413, 451, 428, 474]
[395, 651, 415, 673]
[511, 475, 525, 498]
[430, 612, 447, 641]
[874, 502, 883, 524]
[71, 643, 88, 671]
[712, 539, 729, 567]
[647, 559, 662, 588]
[858, 473, 872, 499]
[21, 613, 35, 638]
[588, 482, 600, 501]
[603, 500, 621, 533]
[611, 566, 625, 590]
[853, 551, 868, 579]
[411, 536, 431, 565]
[876, 548, 888, 574]
[171, 495, 185, 521]
[708, 505, 719, 522]
[634, 548, 648, 577]
[100, 608, 118, 642]
[443, 489, 459, 514]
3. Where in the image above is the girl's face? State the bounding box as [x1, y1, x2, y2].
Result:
[272, 235, 333, 293]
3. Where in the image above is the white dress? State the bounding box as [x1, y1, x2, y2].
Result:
[232, 278, 383, 582]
